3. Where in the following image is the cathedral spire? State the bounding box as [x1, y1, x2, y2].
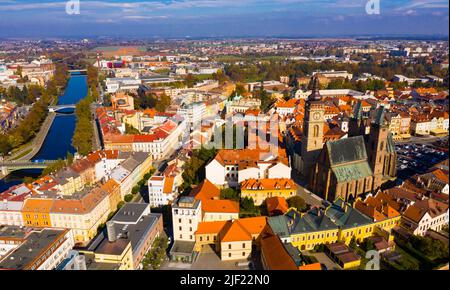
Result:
[308, 75, 322, 102]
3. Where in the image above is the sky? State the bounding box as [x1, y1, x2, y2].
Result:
[0, 0, 448, 38]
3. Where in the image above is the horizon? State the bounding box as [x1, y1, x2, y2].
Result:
[0, 0, 448, 38]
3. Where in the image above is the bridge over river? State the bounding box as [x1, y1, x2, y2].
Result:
[0, 160, 59, 178]
[48, 104, 77, 112]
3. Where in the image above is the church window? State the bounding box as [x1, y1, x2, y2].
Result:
[313, 125, 319, 138]
[380, 141, 385, 151]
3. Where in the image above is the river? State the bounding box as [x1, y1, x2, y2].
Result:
[0, 73, 87, 192]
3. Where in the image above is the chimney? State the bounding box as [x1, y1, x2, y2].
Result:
[106, 221, 116, 243]
[74, 254, 87, 271]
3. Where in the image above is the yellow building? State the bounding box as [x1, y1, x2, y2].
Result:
[194, 217, 268, 261]
[82, 240, 134, 270]
[354, 191, 402, 240]
[268, 198, 388, 251]
[53, 167, 85, 196]
[240, 178, 297, 206]
[49, 188, 111, 246]
[21, 198, 54, 227]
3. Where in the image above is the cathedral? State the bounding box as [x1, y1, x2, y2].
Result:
[291, 76, 397, 202]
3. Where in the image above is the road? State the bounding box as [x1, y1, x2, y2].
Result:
[91, 103, 103, 151]
[291, 169, 325, 208]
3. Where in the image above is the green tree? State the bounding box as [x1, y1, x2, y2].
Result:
[220, 188, 240, 201]
[287, 196, 308, 212]
[143, 236, 168, 270]
[154, 93, 171, 112]
[240, 197, 260, 217]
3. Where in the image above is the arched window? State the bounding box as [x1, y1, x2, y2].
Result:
[313, 125, 319, 137]
[380, 141, 385, 151]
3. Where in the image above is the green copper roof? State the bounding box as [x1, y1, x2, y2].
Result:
[326, 136, 368, 166]
[332, 161, 373, 183]
[325, 199, 373, 229]
[268, 215, 290, 238]
[277, 208, 338, 235]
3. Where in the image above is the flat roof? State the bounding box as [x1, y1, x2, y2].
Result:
[0, 229, 67, 270]
[112, 203, 149, 224]
[170, 240, 195, 255]
[0, 225, 28, 240]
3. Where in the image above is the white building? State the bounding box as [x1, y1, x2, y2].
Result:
[205, 149, 292, 188]
[177, 102, 206, 132]
[313, 70, 353, 79]
[105, 77, 142, 94]
[0, 228, 74, 270]
[131, 118, 186, 160]
[172, 197, 202, 242]
[148, 175, 177, 207]
[401, 199, 449, 236]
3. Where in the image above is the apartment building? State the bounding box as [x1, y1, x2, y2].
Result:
[0, 227, 74, 270]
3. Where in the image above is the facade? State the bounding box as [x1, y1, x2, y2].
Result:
[268, 198, 397, 252]
[226, 96, 261, 115]
[177, 102, 206, 131]
[170, 197, 202, 263]
[194, 217, 268, 261]
[85, 203, 163, 269]
[310, 104, 397, 202]
[205, 148, 291, 188]
[148, 175, 177, 207]
[240, 178, 297, 206]
[401, 198, 449, 236]
[0, 184, 33, 227]
[172, 197, 202, 242]
[49, 188, 111, 245]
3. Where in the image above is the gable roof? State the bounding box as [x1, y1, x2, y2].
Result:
[220, 220, 252, 242]
[266, 197, 289, 216]
[260, 233, 299, 270]
[326, 136, 368, 166]
[202, 199, 239, 214]
[189, 179, 220, 201]
[325, 199, 373, 229]
[403, 198, 448, 223]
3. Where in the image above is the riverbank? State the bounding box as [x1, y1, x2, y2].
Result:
[0, 73, 87, 186]
[6, 112, 56, 162]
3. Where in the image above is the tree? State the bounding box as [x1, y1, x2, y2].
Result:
[181, 147, 217, 190]
[155, 93, 171, 112]
[233, 83, 247, 97]
[287, 196, 308, 212]
[66, 152, 74, 165]
[72, 90, 94, 156]
[240, 197, 260, 217]
[143, 236, 168, 270]
[254, 87, 273, 113]
[184, 74, 197, 88]
[41, 159, 66, 176]
[409, 236, 449, 260]
[220, 188, 240, 201]
[125, 124, 140, 134]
